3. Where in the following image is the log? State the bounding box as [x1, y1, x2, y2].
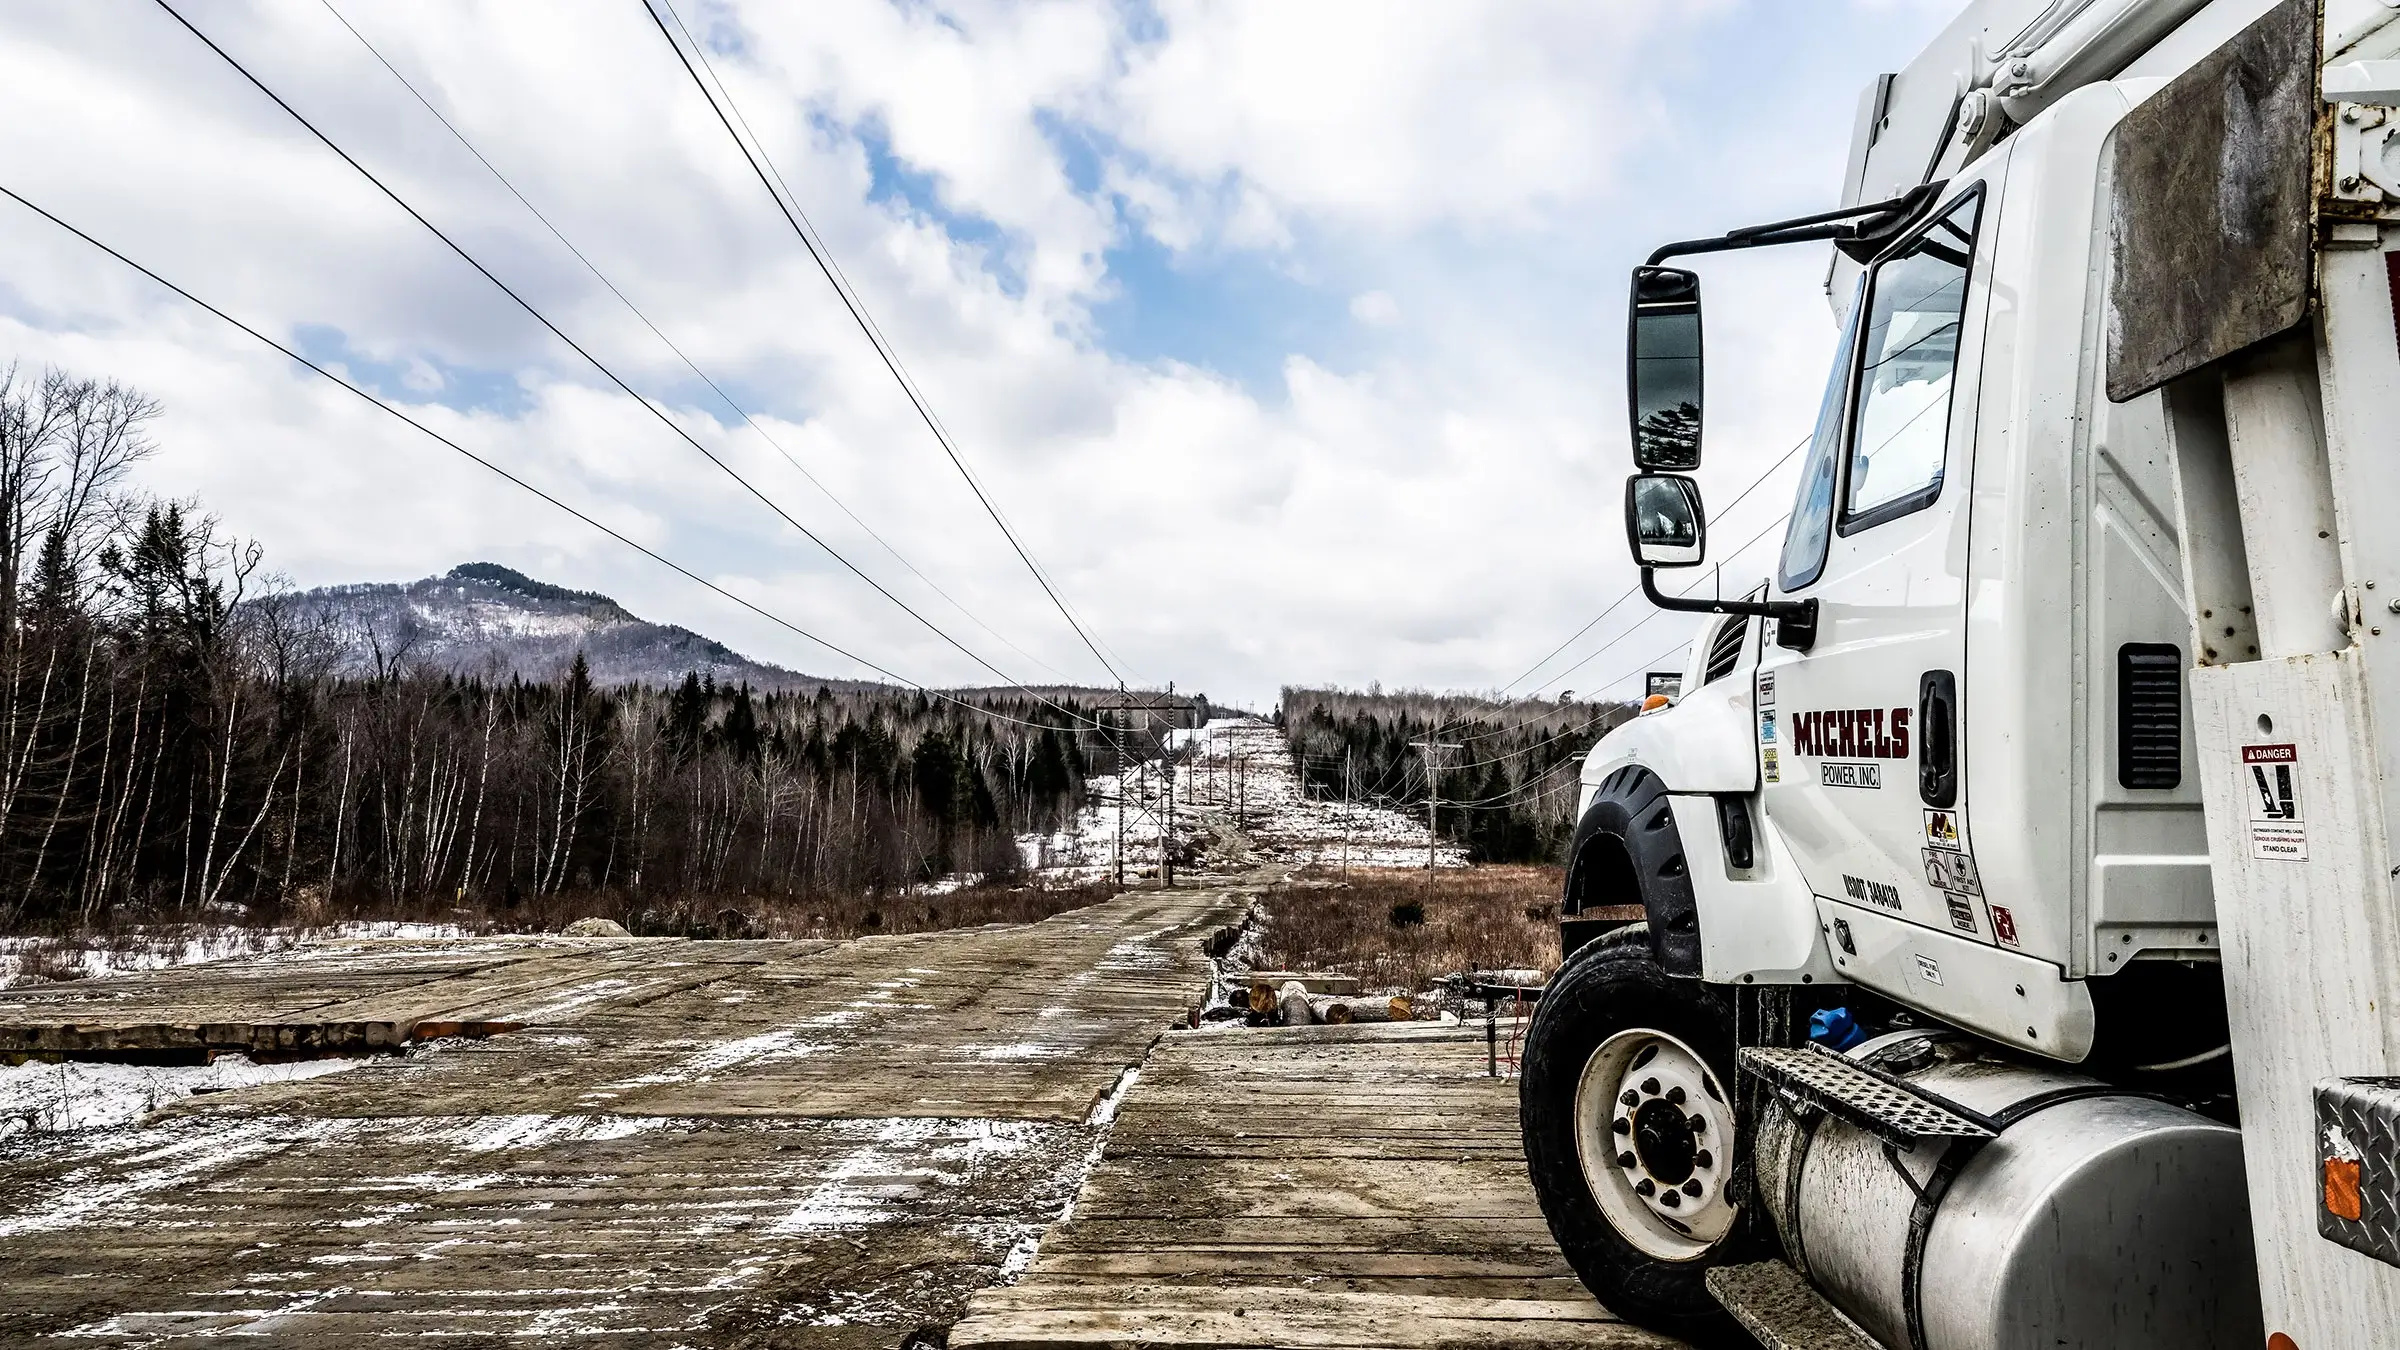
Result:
[1308, 994, 1414, 1024]
[1247, 982, 1280, 1015]
[1243, 971, 1361, 996]
[1278, 981, 1317, 1026]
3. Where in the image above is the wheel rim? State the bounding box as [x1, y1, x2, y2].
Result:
[1572, 1026, 1738, 1261]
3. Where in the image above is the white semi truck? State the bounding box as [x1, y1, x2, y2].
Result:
[1518, 1, 2400, 1346]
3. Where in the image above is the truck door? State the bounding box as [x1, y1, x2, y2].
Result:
[1758, 182, 1994, 945]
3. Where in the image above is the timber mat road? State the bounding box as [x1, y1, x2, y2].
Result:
[0, 877, 1679, 1349]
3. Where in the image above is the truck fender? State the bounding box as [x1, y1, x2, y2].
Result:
[1565, 766, 1702, 976]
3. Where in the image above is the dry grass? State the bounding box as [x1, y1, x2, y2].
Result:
[272, 876, 1126, 942]
[1252, 865, 1565, 995]
[0, 879, 1127, 989]
[635, 879, 1126, 941]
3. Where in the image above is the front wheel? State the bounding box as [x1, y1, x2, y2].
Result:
[1520, 935, 1757, 1340]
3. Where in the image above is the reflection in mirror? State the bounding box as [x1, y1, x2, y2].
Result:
[1628, 267, 1703, 470]
[1625, 473, 1706, 568]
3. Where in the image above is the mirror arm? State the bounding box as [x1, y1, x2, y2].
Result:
[1645, 221, 1844, 267]
[1639, 568, 1820, 652]
[1644, 182, 1946, 267]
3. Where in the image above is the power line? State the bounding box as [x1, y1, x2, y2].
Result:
[0, 179, 1077, 734]
[1380, 428, 1814, 782]
[1497, 504, 1795, 713]
[1495, 433, 1808, 699]
[640, 0, 1129, 689]
[153, 0, 1100, 730]
[654, 0, 1150, 692]
[1420, 507, 1794, 762]
[1337, 506, 1797, 806]
[642, 0, 1152, 691]
[315, 0, 1084, 692]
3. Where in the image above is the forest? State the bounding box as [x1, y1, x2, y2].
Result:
[1277, 685, 1633, 864]
[0, 363, 1119, 935]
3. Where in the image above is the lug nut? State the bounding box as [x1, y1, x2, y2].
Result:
[1682, 1179, 1703, 1197]
[1635, 1178, 1656, 1197]
[1641, 1077, 1661, 1096]
[1666, 1085, 1687, 1105]
[1688, 1114, 1707, 1134]
[1612, 1117, 1631, 1136]
[1695, 1149, 1714, 1169]
[1659, 1189, 1682, 1208]
[1618, 1151, 1638, 1169]
[1620, 1090, 1639, 1108]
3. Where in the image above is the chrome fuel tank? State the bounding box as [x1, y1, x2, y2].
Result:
[1755, 1032, 2262, 1350]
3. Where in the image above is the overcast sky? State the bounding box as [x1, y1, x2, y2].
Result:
[0, 0, 1953, 709]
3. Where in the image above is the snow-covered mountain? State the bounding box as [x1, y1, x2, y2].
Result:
[292, 563, 867, 691]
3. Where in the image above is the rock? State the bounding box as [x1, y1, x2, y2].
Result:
[562, 917, 630, 937]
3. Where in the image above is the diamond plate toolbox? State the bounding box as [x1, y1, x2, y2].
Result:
[2316, 1077, 2400, 1266]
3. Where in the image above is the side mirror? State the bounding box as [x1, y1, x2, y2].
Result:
[1628, 266, 1703, 470]
[1624, 473, 1706, 568]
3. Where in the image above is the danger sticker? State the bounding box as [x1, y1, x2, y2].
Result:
[2243, 743, 2307, 862]
[1761, 746, 1780, 784]
[1913, 953, 1943, 986]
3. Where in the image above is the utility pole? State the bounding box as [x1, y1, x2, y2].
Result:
[1411, 741, 1461, 893]
[1094, 692, 1190, 888]
[1161, 712, 1177, 889]
[1112, 707, 1126, 889]
[1342, 746, 1353, 881]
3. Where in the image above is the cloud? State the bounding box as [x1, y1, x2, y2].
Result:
[1348, 290, 1399, 328]
[0, 0, 1952, 707]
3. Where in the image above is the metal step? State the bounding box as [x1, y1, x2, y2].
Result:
[1739, 1043, 1999, 1147]
[1706, 1260, 1888, 1350]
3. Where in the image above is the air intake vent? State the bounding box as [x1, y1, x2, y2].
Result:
[1703, 617, 1748, 686]
[2118, 643, 2182, 789]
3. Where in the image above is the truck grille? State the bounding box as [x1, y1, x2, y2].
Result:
[2118, 643, 2183, 789]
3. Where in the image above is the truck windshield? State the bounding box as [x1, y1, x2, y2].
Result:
[1777, 277, 1864, 592]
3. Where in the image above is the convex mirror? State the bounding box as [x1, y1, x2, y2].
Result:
[1624, 473, 1706, 568]
[1628, 266, 1703, 471]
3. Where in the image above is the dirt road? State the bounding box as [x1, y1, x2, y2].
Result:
[0, 884, 1248, 1347]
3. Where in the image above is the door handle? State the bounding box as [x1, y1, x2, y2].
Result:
[1919, 670, 1957, 808]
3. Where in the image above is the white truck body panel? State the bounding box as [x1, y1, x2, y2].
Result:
[1668, 791, 1841, 986]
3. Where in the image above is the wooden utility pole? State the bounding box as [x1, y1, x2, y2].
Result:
[1411, 741, 1461, 893]
[1162, 743, 1176, 888]
[1112, 709, 1126, 889]
[1342, 746, 1353, 881]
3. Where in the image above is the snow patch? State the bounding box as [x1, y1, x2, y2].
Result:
[0, 1055, 367, 1136]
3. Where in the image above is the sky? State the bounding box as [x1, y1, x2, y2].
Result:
[0, 0, 1956, 710]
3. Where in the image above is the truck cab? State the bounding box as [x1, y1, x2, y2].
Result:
[1589, 75, 2218, 1060]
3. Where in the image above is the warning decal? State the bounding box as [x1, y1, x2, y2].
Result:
[2243, 743, 2307, 862]
[1922, 848, 1982, 895]
[1923, 808, 1961, 851]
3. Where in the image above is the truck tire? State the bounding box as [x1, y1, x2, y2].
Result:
[1566, 767, 1700, 974]
[1521, 932, 1756, 1341]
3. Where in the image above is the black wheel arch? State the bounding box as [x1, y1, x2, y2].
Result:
[1563, 765, 1702, 977]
